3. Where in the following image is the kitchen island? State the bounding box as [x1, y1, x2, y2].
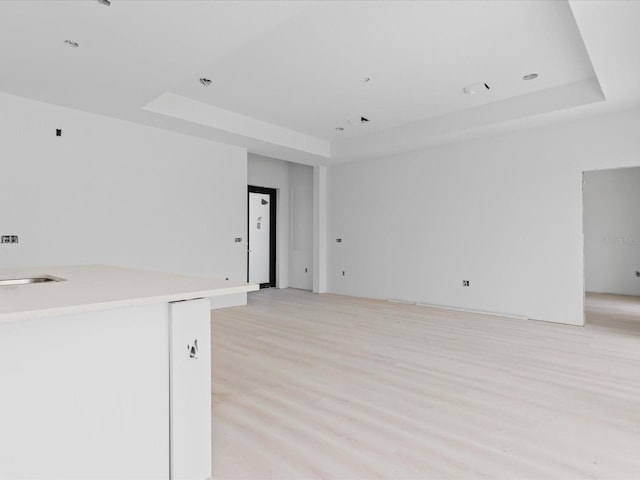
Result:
[0, 265, 258, 480]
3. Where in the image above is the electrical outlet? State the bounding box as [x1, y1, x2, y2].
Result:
[336, 238, 342, 243]
[342, 271, 345, 276]
[636, 271, 640, 278]
[1, 235, 18, 244]
[304, 268, 308, 273]
[462, 280, 470, 287]
[234, 237, 242, 243]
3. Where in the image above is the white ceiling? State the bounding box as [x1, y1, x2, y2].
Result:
[0, 0, 639, 165]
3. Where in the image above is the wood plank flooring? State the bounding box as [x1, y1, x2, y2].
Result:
[211, 290, 640, 479]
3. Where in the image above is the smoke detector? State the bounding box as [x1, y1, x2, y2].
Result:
[463, 82, 490, 95]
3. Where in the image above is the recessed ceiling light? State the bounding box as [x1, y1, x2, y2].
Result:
[335, 127, 344, 131]
[347, 116, 370, 126]
[64, 40, 79, 48]
[463, 82, 490, 95]
[199, 78, 212, 87]
[523, 73, 539, 81]
[360, 77, 371, 83]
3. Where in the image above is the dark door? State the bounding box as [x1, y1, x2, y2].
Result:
[248, 185, 276, 288]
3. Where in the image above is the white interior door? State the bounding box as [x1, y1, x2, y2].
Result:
[249, 192, 271, 284]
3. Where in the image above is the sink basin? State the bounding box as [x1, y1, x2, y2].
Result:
[0, 275, 65, 286]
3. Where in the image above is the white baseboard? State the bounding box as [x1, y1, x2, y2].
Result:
[388, 298, 528, 321]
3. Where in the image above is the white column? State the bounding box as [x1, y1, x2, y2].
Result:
[313, 165, 328, 293]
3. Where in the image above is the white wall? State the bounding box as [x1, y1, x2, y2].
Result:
[328, 107, 640, 325]
[583, 167, 640, 296]
[313, 165, 328, 294]
[247, 154, 313, 290]
[290, 163, 313, 290]
[0, 92, 248, 293]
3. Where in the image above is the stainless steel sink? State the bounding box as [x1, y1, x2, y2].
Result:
[0, 275, 65, 286]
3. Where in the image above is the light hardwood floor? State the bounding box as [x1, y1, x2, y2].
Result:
[211, 290, 640, 479]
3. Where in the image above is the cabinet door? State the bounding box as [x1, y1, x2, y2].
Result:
[169, 298, 212, 480]
[0, 304, 170, 479]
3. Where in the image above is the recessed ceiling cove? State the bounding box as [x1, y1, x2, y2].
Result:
[2, 0, 637, 165]
[146, 0, 602, 160]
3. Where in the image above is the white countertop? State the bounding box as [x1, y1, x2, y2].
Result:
[0, 265, 259, 323]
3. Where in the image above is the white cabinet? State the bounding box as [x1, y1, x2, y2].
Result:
[0, 303, 171, 479]
[0, 299, 212, 479]
[169, 298, 212, 480]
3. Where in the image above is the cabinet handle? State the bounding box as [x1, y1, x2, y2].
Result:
[187, 339, 198, 359]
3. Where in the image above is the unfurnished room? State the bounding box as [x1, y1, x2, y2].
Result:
[1, 1, 639, 479]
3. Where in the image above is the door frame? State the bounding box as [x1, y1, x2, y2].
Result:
[248, 185, 277, 288]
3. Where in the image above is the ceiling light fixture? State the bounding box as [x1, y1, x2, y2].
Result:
[96, 0, 111, 5]
[347, 116, 370, 126]
[335, 127, 344, 131]
[64, 40, 79, 48]
[523, 73, 539, 81]
[360, 77, 371, 83]
[199, 78, 212, 87]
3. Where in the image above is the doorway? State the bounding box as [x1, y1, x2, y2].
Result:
[248, 185, 276, 288]
[582, 166, 640, 327]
